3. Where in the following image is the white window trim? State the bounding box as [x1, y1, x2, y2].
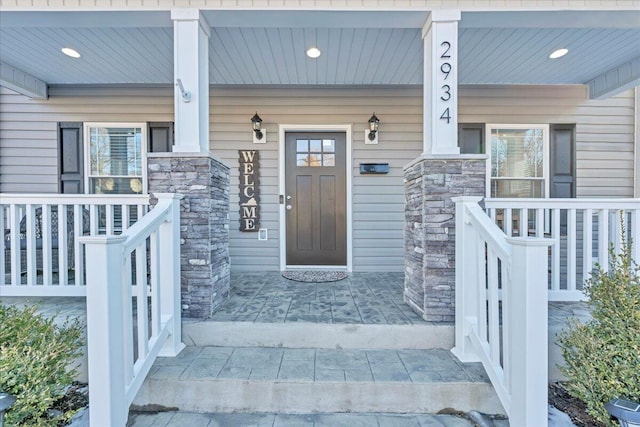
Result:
[485, 124, 550, 199]
[83, 122, 148, 195]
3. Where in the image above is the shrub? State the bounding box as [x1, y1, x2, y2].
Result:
[557, 229, 640, 426]
[0, 304, 84, 427]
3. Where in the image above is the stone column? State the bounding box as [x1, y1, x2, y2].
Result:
[404, 155, 485, 322]
[148, 152, 230, 319]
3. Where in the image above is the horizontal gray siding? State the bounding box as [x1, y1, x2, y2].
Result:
[0, 84, 636, 272]
[211, 86, 421, 272]
[459, 85, 636, 198]
[0, 86, 173, 193]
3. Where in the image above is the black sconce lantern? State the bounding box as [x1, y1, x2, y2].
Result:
[368, 113, 380, 142]
[251, 113, 263, 141]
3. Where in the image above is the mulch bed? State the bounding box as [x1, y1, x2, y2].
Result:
[549, 382, 608, 427]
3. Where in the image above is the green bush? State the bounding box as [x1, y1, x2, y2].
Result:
[0, 304, 84, 427]
[558, 230, 640, 426]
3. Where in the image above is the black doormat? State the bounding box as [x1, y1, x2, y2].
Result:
[282, 271, 348, 283]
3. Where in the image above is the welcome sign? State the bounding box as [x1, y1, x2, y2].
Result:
[238, 150, 259, 231]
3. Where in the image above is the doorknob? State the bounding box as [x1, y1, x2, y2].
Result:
[286, 205, 292, 210]
[286, 195, 292, 200]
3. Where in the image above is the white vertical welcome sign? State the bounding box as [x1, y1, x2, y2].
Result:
[422, 10, 461, 155]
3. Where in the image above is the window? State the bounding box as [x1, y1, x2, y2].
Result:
[486, 125, 549, 198]
[296, 139, 336, 167]
[458, 123, 485, 154]
[84, 123, 147, 194]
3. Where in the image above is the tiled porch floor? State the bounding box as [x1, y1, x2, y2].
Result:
[209, 272, 425, 324]
[0, 273, 590, 329]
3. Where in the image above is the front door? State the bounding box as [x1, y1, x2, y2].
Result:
[285, 132, 347, 266]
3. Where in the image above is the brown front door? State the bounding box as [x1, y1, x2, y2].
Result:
[285, 132, 347, 266]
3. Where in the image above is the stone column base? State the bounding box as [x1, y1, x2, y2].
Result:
[148, 153, 230, 319]
[403, 154, 486, 323]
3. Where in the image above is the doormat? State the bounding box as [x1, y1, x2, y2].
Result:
[282, 271, 348, 283]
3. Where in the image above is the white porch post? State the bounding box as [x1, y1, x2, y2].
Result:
[83, 235, 128, 427]
[451, 196, 483, 363]
[422, 10, 461, 155]
[507, 237, 553, 427]
[157, 193, 186, 356]
[171, 8, 210, 153]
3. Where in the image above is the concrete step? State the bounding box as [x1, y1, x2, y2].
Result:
[127, 411, 510, 426]
[132, 346, 504, 415]
[182, 321, 454, 350]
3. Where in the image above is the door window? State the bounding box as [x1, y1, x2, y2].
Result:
[296, 139, 336, 167]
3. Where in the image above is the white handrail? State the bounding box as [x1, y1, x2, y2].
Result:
[0, 194, 149, 205]
[485, 197, 640, 301]
[485, 198, 640, 209]
[81, 193, 184, 427]
[1, 194, 150, 294]
[452, 197, 553, 427]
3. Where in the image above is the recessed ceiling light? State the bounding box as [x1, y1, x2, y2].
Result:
[306, 47, 321, 59]
[549, 48, 568, 59]
[61, 47, 81, 58]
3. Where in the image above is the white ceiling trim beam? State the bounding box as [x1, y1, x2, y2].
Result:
[586, 56, 640, 100]
[0, 61, 48, 99]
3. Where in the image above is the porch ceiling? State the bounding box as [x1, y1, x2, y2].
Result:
[0, 10, 639, 90]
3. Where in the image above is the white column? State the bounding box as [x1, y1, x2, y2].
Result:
[171, 9, 210, 153]
[422, 10, 461, 155]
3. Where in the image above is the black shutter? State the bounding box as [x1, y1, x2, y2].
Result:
[550, 124, 576, 199]
[58, 122, 83, 194]
[148, 122, 174, 153]
[458, 123, 485, 154]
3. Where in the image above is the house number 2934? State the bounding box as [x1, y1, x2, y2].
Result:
[439, 41, 452, 124]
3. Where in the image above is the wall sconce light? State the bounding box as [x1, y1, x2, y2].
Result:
[251, 112, 265, 144]
[365, 113, 380, 145]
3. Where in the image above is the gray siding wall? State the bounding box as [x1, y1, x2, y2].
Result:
[211, 87, 422, 272]
[458, 85, 637, 198]
[0, 86, 174, 193]
[0, 84, 636, 272]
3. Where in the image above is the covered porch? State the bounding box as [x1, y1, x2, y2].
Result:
[1, 3, 640, 426]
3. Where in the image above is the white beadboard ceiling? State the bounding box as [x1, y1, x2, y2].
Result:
[0, 10, 638, 86]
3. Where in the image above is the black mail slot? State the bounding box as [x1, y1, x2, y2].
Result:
[359, 163, 389, 174]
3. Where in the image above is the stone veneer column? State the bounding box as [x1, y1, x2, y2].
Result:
[404, 155, 486, 322]
[147, 153, 230, 319]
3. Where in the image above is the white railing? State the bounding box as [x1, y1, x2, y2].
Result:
[81, 193, 185, 427]
[1, 194, 149, 295]
[452, 196, 553, 427]
[485, 198, 640, 301]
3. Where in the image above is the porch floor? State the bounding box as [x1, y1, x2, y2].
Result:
[209, 272, 424, 325]
[0, 273, 590, 331]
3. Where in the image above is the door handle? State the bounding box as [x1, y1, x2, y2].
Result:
[286, 195, 292, 200]
[286, 205, 292, 210]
